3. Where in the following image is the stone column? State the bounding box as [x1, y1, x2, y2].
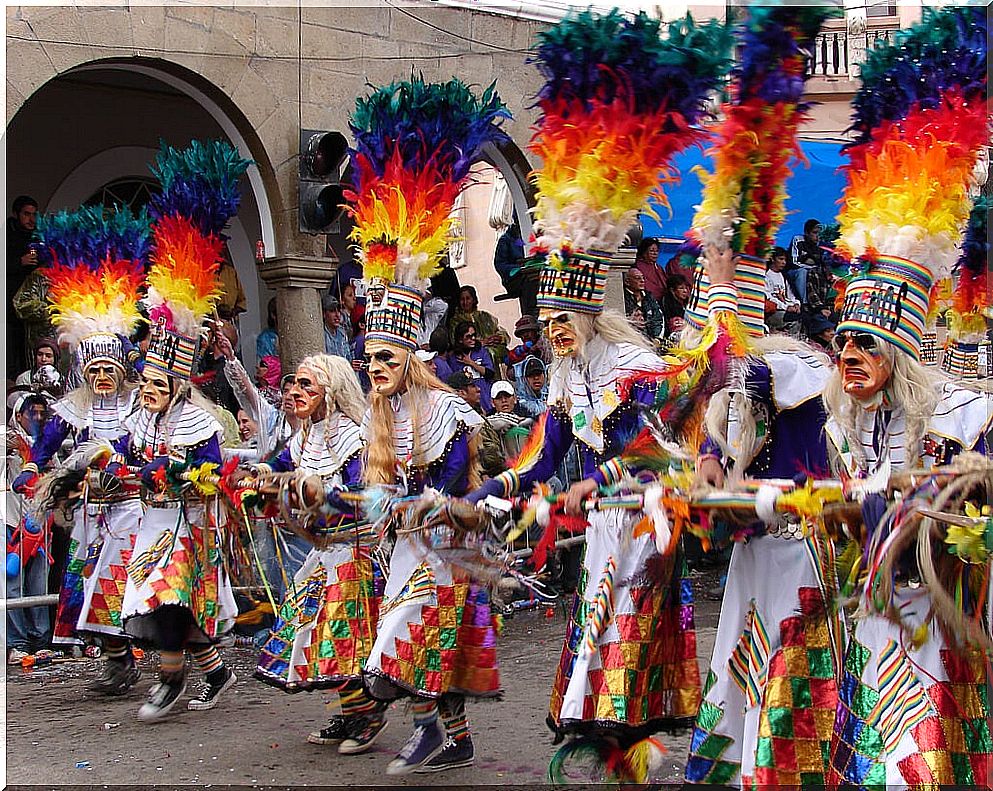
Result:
[258, 255, 336, 372]
[606, 247, 636, 315]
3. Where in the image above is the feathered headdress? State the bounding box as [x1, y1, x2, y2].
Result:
[143, 139, 252, 379]
[38, 204, 150, 373]
[529, 9, 731, 315]
[345, 76, 510, 350]
[687, 4, 839, 337]
[835, 6, 988, 360]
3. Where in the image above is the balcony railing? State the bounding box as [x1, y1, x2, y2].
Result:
[808, 28, 896, 78]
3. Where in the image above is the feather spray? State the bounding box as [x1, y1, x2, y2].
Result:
[530, 10, 731, 255]
[692, 4, 840, 258]
[145, 139, 252, 337]
[345, 76, 510, 290]
[37, 204, 149, 352]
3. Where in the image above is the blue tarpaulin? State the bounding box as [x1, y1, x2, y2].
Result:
[640, 139, 848, 251]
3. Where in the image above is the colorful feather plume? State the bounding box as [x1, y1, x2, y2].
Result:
[38, 204, 149, 351]
[946, 194, 990, 342]
[837, 7, 987, 281]
[549, 734, 666, 784]
[345, 76, 510, 289]
[529, 10, 731, 254]
[692, 4, 839, 257]
[145, 140, 252, 337]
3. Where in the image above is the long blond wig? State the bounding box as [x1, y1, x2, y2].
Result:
[821, 343, 941, 470]
[297, 353, 367, 428]
[363, 348, 480, 489]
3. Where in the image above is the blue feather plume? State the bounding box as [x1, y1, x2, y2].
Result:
[149, 139, 253, 237]
[36, 204, 151, 269]
[848, 6, 987, 147]
[349, 75, 510, 183]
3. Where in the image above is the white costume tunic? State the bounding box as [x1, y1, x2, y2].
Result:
[120, 400, 238, 645]
[254, 414, 379, 690]
[50, 391, 144, 643]
[825, 381, 993, 788]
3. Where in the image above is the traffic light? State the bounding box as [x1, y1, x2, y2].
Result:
[299, 130, 349, 234]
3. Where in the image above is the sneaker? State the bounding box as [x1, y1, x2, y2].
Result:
[8, 649, 29, 665]
[187, 667, 237, 711]
[385, 721, 446, 776]
[338, 713, 389, 755]
[307, 716, 348, 745]
[137, 673, 187, 722]
[86, 659, 140, 695]
[415, 736, 475, 773]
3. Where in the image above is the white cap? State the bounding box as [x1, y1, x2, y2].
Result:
[491, 380, 515, 398]
[415, 350, 437, 363]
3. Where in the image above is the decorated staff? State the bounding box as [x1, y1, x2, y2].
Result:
[468, 9, 733, 783]
[820, 7, 993, 786]
[345, 76, 508, 776]
[116, 140, 250, 722]
[253, 354, 388, 756]
[15, 204, 148, 694]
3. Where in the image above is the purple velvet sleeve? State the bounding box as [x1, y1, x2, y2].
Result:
[188, 435, 223, 466]
[513, 409, 574, 491]
[432, 431, 472, 496]
[30, 415, 72, 468]
[266, 443, 294, 473]
[326, 455, 364, 512]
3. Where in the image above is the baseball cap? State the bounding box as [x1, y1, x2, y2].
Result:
[415, 349, 438, 363]
[491, 380, 515, 398]
[514, 315, 539, 337]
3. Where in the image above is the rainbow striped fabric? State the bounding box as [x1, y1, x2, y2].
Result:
[536, 248, 609, 315]
[365, 282, 423, 351]
[684, 255, 767, 337]
[837, 254, 932, 359]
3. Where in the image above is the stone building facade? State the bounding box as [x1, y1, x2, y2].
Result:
[5, 2, 920, 371]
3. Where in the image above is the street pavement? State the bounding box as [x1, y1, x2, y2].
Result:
[5, 569, 721, 786]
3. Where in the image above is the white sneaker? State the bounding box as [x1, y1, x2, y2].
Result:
[8, 648, 28, 665]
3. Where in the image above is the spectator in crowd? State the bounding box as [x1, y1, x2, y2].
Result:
[216, 247, 248, 321]
[664, 247, 697, 283]
[7, 195, 38, 376]
[13, 256, 56, 373]
[788, 217, 824, 271]
[236, 408, 259, 445]
[255, 355, 282, 407]
[418, 284, 449, 348]
[448, 285, 509, 369]
[14, 338, 61, 391]
[633, 237, 667, 301]
[446, 320, 497, 412]
[487, 380, 532, 468]
[256, 297, 279, 361]
[489, 380, 530, 421]
[351, 307, 370, 391]
[322, 294, 351, 361]
[416, 349, 453, 384]
[623, 267, 665, 341]
[340, 280, 359, 340]
[194, 318, 241, 418]
[5, 392, 54, 661]
[764, 246, 802, 332]
[506, 314, 552, 380]
[661, 274, 691, 337]
[493, 220, 538, 317]
[446, 371, 482, 412]
[515, 356, 548, 419]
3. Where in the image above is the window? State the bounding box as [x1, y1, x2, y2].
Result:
[85, 177, 160, 213]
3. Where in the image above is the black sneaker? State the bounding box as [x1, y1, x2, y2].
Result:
[187, 667, 237, 711]
[415, 735, 475, 773]
[308, 716, 348, 745]
[87, 659, 140, 696]
[137, 672, 187, 722]
[338, 713, 389, 755]
[385, 721, 446, 776]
